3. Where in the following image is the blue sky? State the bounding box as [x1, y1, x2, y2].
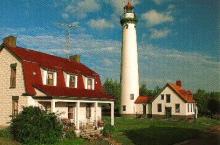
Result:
[0, 0, 219, 92]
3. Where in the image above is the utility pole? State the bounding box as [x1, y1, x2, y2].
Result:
[57, 22, 79, 56]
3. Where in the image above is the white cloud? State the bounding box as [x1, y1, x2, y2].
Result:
[1, 27, 219, 91]
[150, 28, 171, 39]
[62, 13, 69, 19]
[139, 44, 220, 91]
[64, 0, 100, 18]
[88, 19, 114, 30]
[142, 9, 173, 27]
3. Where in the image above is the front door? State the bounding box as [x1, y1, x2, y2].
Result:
[165, 107, 172, 118]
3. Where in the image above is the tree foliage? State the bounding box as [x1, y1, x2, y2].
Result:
[139, 84, 162, 97]
[194, 90, 220, 117]
[103, 79, 121, 114]
[10, 106, 63, 145]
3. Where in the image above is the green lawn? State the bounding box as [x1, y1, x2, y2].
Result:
[105, 117, 220, 145]
[0, 117, 219, 145]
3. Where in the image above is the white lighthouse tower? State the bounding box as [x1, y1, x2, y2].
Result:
[120, 2, 139, 115]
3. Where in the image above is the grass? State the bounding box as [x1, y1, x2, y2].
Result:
[108, 117, 220, 145]
[0, 117, 219, 145]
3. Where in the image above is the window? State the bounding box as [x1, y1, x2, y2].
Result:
[12, 96, 19, 118]
[10, 63, 17, 88]
[161, 94, 164, 100]
[192, 104, 194, 112]
[130, 94, 134, 100]
[175, 104, 180, 113]
[122, 105, 126, 111]
[191, 104, 193, 112]
[157, 104, 162, 112]
[69, 75, 76, 88]
[188, 104, 190, 112]
[68, 106, 74, 119]
[47, 71, 54, 86]
[87, 78, 93, 90]
[86, 104, 91, 119]
[166, 94, 171, 103]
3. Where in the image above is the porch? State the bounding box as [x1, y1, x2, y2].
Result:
[35, 98, 114, 135]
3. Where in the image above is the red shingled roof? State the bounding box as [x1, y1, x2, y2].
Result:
[135, 96, 152, 104]
[34, 84, 113, 99]
[167, 82, 195, 103]
[4, 46, 113, 100]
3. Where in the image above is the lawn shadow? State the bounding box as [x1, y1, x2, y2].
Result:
[125, 126, 201, 145]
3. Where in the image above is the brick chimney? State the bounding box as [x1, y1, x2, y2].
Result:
[176, 80, 182, 87]
[3, 36, 17, 47]
[69, 55, 80, 63]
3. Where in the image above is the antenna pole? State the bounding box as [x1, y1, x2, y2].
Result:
[57, 22, 79, 57]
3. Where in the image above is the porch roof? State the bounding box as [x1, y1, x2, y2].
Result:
[135, 96, 152, 104]
[33, 84, 114, 100]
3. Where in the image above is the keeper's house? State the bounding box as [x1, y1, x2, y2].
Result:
[151, 80, 197, 119]
[0, 36, 114, 131]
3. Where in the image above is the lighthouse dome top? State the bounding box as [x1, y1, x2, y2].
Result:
[124, 2, 134, 11]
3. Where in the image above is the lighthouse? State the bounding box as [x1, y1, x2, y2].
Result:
[120, 2, 139, 115]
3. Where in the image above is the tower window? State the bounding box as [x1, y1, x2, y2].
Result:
[10, 63, 17, 88]
[130, 94, 134, 100]
[122, 105, 126, 111]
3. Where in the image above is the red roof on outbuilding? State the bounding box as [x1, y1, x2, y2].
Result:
[135, 96, 152, 104]
[168, 82, 195, 103]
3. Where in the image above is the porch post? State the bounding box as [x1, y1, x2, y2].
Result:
[51, 100, 56, 113]
[76, 101, 80, 130]
[94, 102, 98, 127]
[110, 102, 114, 126]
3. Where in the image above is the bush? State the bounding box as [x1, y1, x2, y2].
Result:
[10, 106, 63, 145]
[0, 128, 11, 138]
[102, 124, 115, 137]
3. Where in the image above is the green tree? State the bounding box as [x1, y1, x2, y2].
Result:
[194, 89, 209, 115]
[207, 92, 220, 116]
[104, 79, 121, 115]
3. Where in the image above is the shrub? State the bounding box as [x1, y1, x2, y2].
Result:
[10, 106, 63, 145]
[102, 124, 115, 137]
[0, 128, 11, 138]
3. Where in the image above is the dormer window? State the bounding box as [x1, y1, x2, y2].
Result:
[86, 78, 94, 90]
[68, 74, 77, 88]
[47, 71, 54, 86]
[41, 68, 57, 86]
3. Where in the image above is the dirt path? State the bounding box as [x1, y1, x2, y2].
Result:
[175, 126, 220, 145]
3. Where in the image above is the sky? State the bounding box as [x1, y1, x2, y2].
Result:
[0, 0, 219, 92]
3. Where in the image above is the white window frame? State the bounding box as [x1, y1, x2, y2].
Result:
[42, 69, 57, 86]
[86, 77, 94, 90]
[175, 104, 180, 113]
[66, 74, 77, 88]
